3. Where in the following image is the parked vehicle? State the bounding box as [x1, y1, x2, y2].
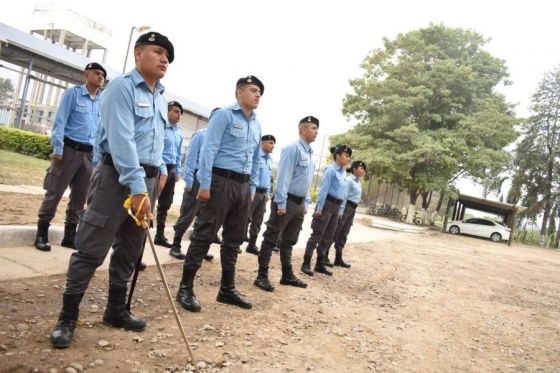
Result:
[448, 218, 510, 242]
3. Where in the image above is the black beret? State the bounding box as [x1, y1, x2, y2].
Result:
[209, 107, 221, 119]
[85, 62, 106, 78]
[261, 134, 276, 143]
[168, 101, 183, 114]
[347, 160, 366, 173]
[135, 32, 175, 63]
[236, 75, 264, 96]
[299, 116, 320, 128]
[330, 144, 353, 157]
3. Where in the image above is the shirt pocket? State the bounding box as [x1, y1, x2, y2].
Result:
[229, 123, 245, 138]
[134, 104, 154, 119]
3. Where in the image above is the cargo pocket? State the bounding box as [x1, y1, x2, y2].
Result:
[43, 165, 64, 191]
[80, 209, 108, 229]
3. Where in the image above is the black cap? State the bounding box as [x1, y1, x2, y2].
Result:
[209, 107, 221, 119]
[236, 75, 264, 96]
[135, 32, 175, 63]
[85, 62, 106, 78]
[330, 144, 353, 157]
[168, 101, 183, 114]
[261, 134, 276, 143]
[299, 116, 320, 128]
[347, 160, 366, 173]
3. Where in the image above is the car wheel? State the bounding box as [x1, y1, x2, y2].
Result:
[490, 232, 502, 242]
[449, 225, 460, 235]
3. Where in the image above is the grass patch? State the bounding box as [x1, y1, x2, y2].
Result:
[0, 149, 50, 186]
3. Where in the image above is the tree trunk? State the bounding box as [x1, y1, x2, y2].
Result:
[407, 188, 420, 224]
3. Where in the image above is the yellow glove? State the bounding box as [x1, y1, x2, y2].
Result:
[123, 193, 149, 227]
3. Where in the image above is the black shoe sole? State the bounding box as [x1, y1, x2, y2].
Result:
[169, 251, 185, 260]
[314, 269, 333, 276]
[60, 240, 76, 249]
[203, 255, 214, 261]
[279, 279, 308, 288]
[177, 301, 201, 312]
[216, 295, 252, 309]
[253, 280, 274, 292]
[34, 244, 51, 252]
[246, 249, 260, 255]
[103, 319, 146, 332]
[51, 338, 72, 349]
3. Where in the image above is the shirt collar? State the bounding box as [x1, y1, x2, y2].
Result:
[298, 138, 313, 154]
[131, 68, 166, 94]
[165, 120, 178, 129]
[259, 147, 271, 160]
[232, 102, 257, 120]
[333, 163, 343, 172]
[79, 84, 100, 100]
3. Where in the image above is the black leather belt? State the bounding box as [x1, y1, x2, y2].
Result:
[287, 193, 304, 205]
[64, 137, 93, 152]
[256, 187, 268, 194]
[212, 167, 250, 183]
[102, 154, 159, 178]
[326, 194, 343, 205]
[347, 200, 358, 209]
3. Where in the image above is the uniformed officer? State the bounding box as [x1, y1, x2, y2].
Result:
[301, 144, 351, 276]
[245, 134, 276, 255]
[50, 32, 174, 349]
[327, 160, 366, 268]
[168, 107, 222, 260]
[34, 62, 106, 251]
[153, 101, 184, 247]
[254, 116, 318, 291]
[176, 75, 263, 312]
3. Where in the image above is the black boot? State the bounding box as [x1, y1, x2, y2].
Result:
[176, 267, 201, 312]
[34, 222, 51, 252]
[138, 261, 147, 271]
[60, 223, 77, 249]
[314, 256, 333, 276]
[324, 249, 334, 267]
[50, 293, 84, 348]
[204, 254, 214, 261]
[154, 225, 172, 248]
[280, 266, 307, 288]
[253, 267, 274, 292]
[169, 232, 185, 259]
[334, 252, 351, 268]
[301, 255, 314, 276]
[217, 270, 252, 309]
[102, 286, 146, 331]
[245, 235, 259, 255]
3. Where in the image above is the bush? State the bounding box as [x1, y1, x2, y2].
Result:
[0, 127, 52, 159]
[309, 190, 318, 203]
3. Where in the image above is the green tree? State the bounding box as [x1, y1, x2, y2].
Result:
[334, 24, 518, 222]
[509, 66, 560, 246]
[0, 77, 14, 101]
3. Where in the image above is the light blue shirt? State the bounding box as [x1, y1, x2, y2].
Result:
[183, 129, 206, 189]
[340, 174, 362, 213]
[97, 68, 168, 195]
[50, 84, 101, 155]
[274, 138, 314, 209]
[162, 121, 184, 176]
[316, 162, 347, 211]
[258, 147, 273, 193]
[198, 103, 261, 192]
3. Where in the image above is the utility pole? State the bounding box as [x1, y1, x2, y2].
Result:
[313, 134, 327, 192]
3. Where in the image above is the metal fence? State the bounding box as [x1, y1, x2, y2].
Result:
[0, 57, 70, 134]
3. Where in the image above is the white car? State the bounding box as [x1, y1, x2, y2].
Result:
[448, 218, 510, 242]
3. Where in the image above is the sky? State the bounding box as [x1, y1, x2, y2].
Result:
[2, 0, 560, 197]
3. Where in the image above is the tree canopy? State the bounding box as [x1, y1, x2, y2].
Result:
[508, 66, 560, 244]
[333, 24, 518, 206]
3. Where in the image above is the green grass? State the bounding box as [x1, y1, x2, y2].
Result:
[0, 149, 50, 186]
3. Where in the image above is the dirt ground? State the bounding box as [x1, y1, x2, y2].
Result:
[1, 224, 560, 372]
[0, 192, 180, 226]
